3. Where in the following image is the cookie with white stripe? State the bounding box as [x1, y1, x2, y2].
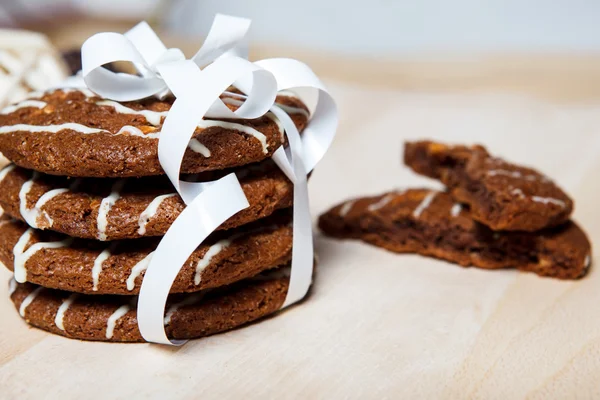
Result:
[0, 211, 292, 294]
[8, 264, 295, 342]
[319, 189, 591, 279]
[0, 88, 309, 177]
[0, 160, 293, 240]
[404, 141, 573, 231]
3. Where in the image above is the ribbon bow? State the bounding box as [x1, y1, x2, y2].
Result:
[81, 14, 338, 345]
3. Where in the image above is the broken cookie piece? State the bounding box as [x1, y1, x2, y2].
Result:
[404, 141, 573, 231]
[319, 189, 590, 279]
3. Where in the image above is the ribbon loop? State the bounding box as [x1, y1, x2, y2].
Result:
[82, 14, 253, 102]
[124, 21, 168, 66]
[192, 14, 252, 66]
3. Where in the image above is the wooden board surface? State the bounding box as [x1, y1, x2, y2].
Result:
[1, 23, 600, 399]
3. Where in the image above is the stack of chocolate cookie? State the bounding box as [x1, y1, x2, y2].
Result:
[0, 87, 311, 342]
[320, 140, 591, 279]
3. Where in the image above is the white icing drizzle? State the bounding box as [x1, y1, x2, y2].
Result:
[1, 99, 47, 114]
[34, 188, 69, 227]
[19, 172, 68, 228]
[0, 94, 270, 156]
[19, 286, 43, 318]
[36, 188, 69, 208]
[487, 169, 550, 183]
[116, 125, 159, 139]
[8, 277, 17, 296]
[223, 96, 284, 140]
[126, 252, 154, 291]
[92, 247, 113, 291]
[164, 293, 204, 325]
[0, 218, 14, 228]
[0, 123, 108, 135]
[13, 228, 33, 282]
[188, 138, 211, 156]
[368, 194, 395, 212]
[198, 119, 268, 154]
[137, 194, 177, 235]
[18, 172, 40, 227]
[339, 200, 356, 217]
[413, 192, 437, 218]
[106, 304, 130, 339]
[117, 125, 211, 156]
[488, 169, 534, 180]
[54, 293, 78, 331]
[0, 164, 15, 183]
[96, 179, 126, 241]
[96, 100, 168, 126]
[510, 188, 566, 208]
[195, 239, 231, 285]
[511, 188, 525, 197]
[531, 196, 566, 208]
[450, 203, 462, 217]
[13, 228, 72, 283]
[223, 95, 309, 117]
[61, 87, 97, 98]
[104, 99, 267, 153]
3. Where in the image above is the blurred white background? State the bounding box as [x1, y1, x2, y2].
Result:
[2, 0, 600, 57]
[165, 0, 600, 56]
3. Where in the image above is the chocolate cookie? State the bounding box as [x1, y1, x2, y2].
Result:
[319, 189, 591, 279]
[0, 212, 292, 294]
[8, 266, 293, 342]
[0, 88, 309, 177]
[404, 141, 573, 231]
[0, 160, 292, 240]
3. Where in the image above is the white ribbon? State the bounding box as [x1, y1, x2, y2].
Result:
[81, 15, 338, 345]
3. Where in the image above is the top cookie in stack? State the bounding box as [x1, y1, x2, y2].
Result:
[0, 88, 308, 178]
[0, 87, 311, 342]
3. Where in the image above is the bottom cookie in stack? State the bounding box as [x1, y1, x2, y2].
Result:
[3, 211, 309, 342]
[9, 266, 292, 342]
[319, 189, 591, 279]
